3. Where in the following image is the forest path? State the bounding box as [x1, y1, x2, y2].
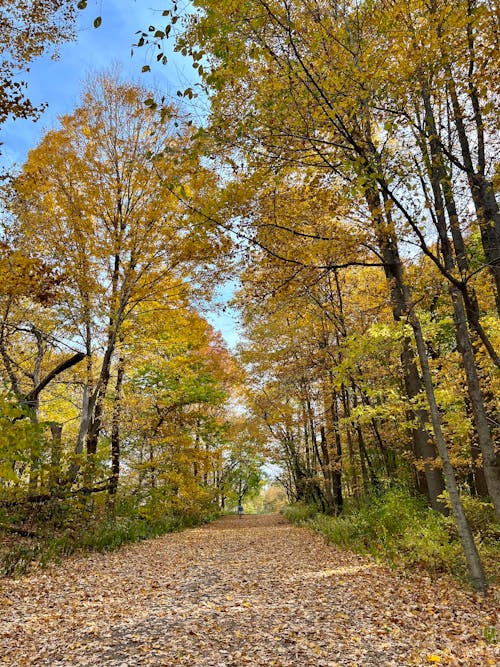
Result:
[0, 513, 497, 667]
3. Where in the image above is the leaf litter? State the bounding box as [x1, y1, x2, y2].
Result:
[0, 514, 498, 666]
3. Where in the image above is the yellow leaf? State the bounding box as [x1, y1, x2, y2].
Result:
[426, 656, 441, 664]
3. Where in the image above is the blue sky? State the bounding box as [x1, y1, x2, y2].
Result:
[2, 0, 240, 349]
[1, 1, 194, 166]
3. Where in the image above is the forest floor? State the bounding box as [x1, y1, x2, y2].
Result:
[0, 513, 498, 667]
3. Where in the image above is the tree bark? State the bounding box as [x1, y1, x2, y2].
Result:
[409, 312, 487, 592]
[445, 69, 500, 313]
[49, 422, 63, 490]
[449, 287, 500, 519]
[108, 353, 125, 509]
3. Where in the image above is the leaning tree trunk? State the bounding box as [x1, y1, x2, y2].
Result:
[409, 312, 487, 592]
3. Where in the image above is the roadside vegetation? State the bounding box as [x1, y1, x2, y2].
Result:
[283, 489, 499, 586]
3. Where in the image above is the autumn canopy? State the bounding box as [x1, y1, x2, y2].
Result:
[0, 0, 498, 596]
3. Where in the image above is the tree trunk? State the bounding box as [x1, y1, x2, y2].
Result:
[419, 91, 500, 519]
[419, 79, 499, 369]
[108, 353, 125, 510]
[445, 70, 500, 314]
[342, 384, 366, 498]
[329, 384, 343, 513]
[49, 423, 63, 490]
[410, 312, 487, 592]
[449, 287, 500, 519]
[355, 378, 397, 481]
[67, 383, 90, 485]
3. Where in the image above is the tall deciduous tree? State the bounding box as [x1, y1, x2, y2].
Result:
[8, 72, 228, 486]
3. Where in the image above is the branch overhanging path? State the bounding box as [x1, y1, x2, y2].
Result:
[1, 514, 497, 667]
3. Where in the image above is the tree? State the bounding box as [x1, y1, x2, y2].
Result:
[7, 72, 229, 491]
[115, 300, 245, 517]
[215, 418, 267, 510]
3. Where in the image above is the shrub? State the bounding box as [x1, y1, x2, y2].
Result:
[440, 493, 499, 542]
[0, 498, 217, 576]
[282, 488, 498, 584]
[281, 502, 318, 524]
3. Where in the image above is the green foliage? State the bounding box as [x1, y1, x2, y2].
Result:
[482, 626, 498, 645]
[0, 393, 45, 487]
[246, 484, 287, 514]
[0, 494, 217, 577]
[1, 543, 41, 576]
[440, 493, 500, 543]
[281, 501, 318, 524]
[283, 489, 499, 584]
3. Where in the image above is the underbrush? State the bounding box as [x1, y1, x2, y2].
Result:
[282, 489, 499, 586]
[0, 496, 218, 577]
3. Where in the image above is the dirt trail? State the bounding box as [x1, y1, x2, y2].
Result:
[0, 514, 498, 666]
